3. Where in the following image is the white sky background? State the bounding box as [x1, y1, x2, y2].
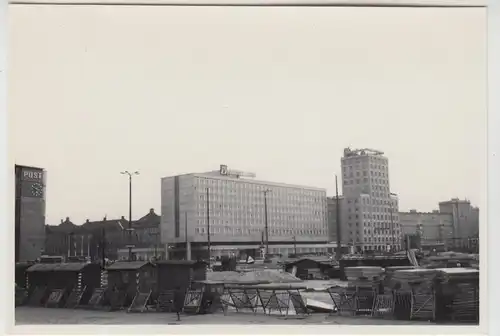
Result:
[8, 5, 486, 225]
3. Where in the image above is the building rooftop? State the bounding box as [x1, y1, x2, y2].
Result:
[438, 198, 471, 205]
[26, 262, 91, 272]
[46, 209, 160, 235]
[342, 147, 385, 158]
[400, 210, 450, 215]
[161, 171, 326, 192]
[106, 261, 152, 271]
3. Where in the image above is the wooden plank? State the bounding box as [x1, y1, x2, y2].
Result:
[410, 293, 435, 321]
[183, 289, 203, 314]
[65, 286, 86, 309]
[45, 289, 66, 308]
[109, 290, 128, 311]
[26, 287, 46, 307]
[327, 288, 356, 316]
[87, 288, 106, 308]
[356, 289, 375, 315]
[128, 290, 151, 313]
[289, 291, 308, 316]
[371, 294, 394, 318]
[228, 289, 256, 313]
[450, 283, 479, 323]
[258, 290, 279, 314]
[219, 290, 234, 315]
[157, 290, 176, 312]
[15, 287, 28, 307]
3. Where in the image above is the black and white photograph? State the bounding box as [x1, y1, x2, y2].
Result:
[6, 0, 488, 331]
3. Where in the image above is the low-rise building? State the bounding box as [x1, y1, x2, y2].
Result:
[44, 209, 162, 261]
[439, 198, 479, 249]
[399, 210, 454, 249]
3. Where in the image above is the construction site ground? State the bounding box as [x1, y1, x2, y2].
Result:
[15, 307, 433, 325]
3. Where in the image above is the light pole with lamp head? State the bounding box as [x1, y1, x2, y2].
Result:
[262, 189, 272, 258]
[121, 171, 139, 262]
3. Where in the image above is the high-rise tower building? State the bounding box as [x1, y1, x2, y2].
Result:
[340, 148, 401, 252]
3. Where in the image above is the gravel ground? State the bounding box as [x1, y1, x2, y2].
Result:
[15, 307, 432, 325]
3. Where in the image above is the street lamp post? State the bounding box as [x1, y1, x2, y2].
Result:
[206, 187, 211, 265]
[263, 189, 271, 257]
[121, 171, 139, 262]
[335, 174, 342, 261]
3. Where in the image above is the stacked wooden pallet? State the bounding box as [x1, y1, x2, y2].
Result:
[392, 269, 438, 284]
[435, 268, 479, 323]
[449, 283, 479, 322]
[345, 266, 384, 280]
[392, 269, 438, 321]
[385, 266, 416, 277]
[384, 266, 416, 291]
[436, 268, 479, 282]
[345, 267, 384, 290]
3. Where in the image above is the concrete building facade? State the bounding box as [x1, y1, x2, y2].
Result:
[340, 148, 401, 252]
[399, 210, 454, 248]
[15, 165, 47, 262]
[161, 165, 329, 258]
[327, 196, 348, 244]
[438, 198, 479, 250]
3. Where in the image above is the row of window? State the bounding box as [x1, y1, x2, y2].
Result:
[196, 202, 324, 212]
[348, 234, 401, 243]
[194, 226, 327, 236]
[198, 192, 325, 203]
[344, 177, 389, 186]
[196, 178, 324, 197]
[344, 170, 388, 179]
[196, 210, 324, 218]
[347, 198, 397, 205]
[344, 162, 388, 172]
[344, 156, 388, 167]
[193, 215, 323, 223]
[349, 213, 398, 221]
[346, 223, 401, 230]
[361, 245, 399, 251]
[346, 207, 399, 216]
[196, 219, 325, 227]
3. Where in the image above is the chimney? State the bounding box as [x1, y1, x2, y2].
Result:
[150, 208, 154, 214]
[60, 219, 63, 224]
[103, 216, 107, 221]
[121, 216, 125, 220]
[65, 217, 70, 222]
[86, 219, 90, 223]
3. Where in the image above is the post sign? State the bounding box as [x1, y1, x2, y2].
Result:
[19, 167, 45, 198]
[21, 169, 44, 182]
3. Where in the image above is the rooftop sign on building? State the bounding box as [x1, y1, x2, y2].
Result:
[219, 164, 256, 179]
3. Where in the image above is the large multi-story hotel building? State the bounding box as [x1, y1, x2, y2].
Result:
[161, 165, 329, 259]
[340, 148, 401, 252]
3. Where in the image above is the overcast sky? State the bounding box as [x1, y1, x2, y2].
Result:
[9, 5, 486, 225]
